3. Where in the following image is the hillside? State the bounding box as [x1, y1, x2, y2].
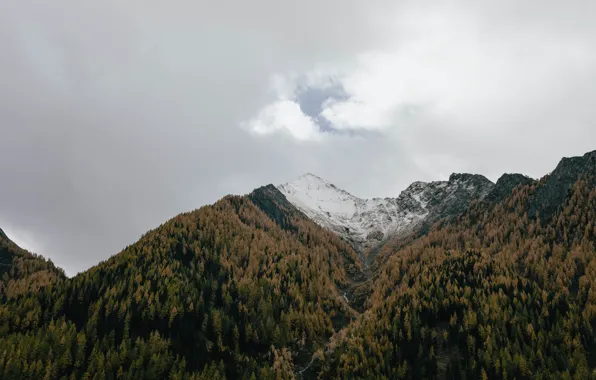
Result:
[0, 228, 65, 298]
[0, 194, 361, 379]
[319, 151, 596, 379]
[0, 150, 595, 379]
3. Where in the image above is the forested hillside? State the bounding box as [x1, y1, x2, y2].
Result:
[0, 228, 65, 298]
[0, 151, 595, 379]
[319, 152, 596, 379]
[0, 192, 361, 379]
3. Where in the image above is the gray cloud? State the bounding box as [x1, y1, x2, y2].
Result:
[1, 0, 595, 275]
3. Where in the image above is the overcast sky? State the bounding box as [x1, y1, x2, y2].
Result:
[1, 0, 595, 275]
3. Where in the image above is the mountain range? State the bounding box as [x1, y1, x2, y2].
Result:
[0, 150, 595, 379]
[278, 172, 495, 253]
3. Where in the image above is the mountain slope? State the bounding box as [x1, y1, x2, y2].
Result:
[483, 173, 535, 204]
[319, 151, 596, 379]
[0, 194, 361, 379]
[1, 150, 595, 379]
[0, 228, 64, 298]
[277, 173, 494, 252]
[528, 150, 596, 220]
[249, 184, 364, 282]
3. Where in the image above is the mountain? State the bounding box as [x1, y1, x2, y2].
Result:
[0, 227, 64, 298]
[318, 151, 596, 379]
[528, 150, 596, 220]
[277, 172, 494, 252]
[249, 184, 365, 281]
[0, 193, 362, 379]
[0, 150, 595, 379]
[483, 173, 535, 204]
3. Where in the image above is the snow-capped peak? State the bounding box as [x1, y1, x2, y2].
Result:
[297, 172, 327, 181]
[277, 174, 426, 250]
[277, 173, 358, 219]
[277, 173, 494, 252]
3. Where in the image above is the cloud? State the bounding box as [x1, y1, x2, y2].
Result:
[243, 100, 321, 141]
[247, 1, 596, 138]
[1, 0, 596, 275]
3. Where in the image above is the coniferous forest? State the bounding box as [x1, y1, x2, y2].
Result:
[1, 151, 596, 379]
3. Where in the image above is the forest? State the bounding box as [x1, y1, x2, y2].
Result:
[0, 152, 595, 379]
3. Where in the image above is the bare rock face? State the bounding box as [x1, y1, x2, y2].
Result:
[484, 173, 535, 204]
[528, 150, 596, 220]
[277, 172, 494, 251]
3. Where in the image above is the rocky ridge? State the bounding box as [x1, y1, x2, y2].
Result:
[277, 172, 495, 251]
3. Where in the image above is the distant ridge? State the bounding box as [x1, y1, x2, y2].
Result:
[277, 171, 494, 251]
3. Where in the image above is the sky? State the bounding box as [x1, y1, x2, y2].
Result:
[1, 0, 595, 275]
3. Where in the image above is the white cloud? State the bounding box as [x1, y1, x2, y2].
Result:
[250, 2, 596, 137]
[243, 100, 321, 141]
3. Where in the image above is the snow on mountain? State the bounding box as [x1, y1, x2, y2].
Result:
[277, 173, 494, 251]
